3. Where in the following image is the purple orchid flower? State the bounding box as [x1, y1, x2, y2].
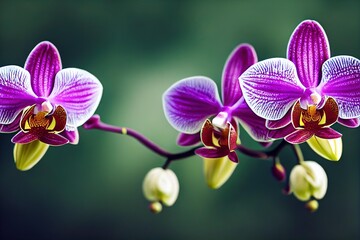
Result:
[0, 41, 103, 146]
[163, 44, 272, 160]
[239, 20, 360, 144]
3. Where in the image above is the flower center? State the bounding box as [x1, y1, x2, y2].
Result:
[20, 104, 67, 135]
[292, 98, 339, 131]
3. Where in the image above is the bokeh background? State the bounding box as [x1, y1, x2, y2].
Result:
[0, 0, 359, 239]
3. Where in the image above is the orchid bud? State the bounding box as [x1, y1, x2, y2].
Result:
[305, 199, 319, 212]
[203, 156, 237, 189]
[14, 141, 49, 171]
[142, 167, 179, 208]
[307, 136, 342, 161]
[289, 161, 327, 201]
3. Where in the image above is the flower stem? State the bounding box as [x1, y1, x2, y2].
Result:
[83, 115, 293, 167]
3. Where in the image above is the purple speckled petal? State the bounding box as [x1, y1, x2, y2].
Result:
[163, 77, 222, 133]
[287, 20, 330, 88]
[49, 68, 103, 128]
[284, 130, 314, 144]
[25, 41, 62, 97]
[234, 101, 272, 142]
[0, 66, 37, 124]
[240, 58, 305, 120]
[60, 129, 79, 144]
[315, 128, 342, 139]
[195, 147, 228, 158]
[0, 113, 21, 133]
[222, 44, 257, 106]
[337, 117, 359, 128]
[177, 132, 201, 146]
[12, 132, 38, 144]
[266, 109, 292, 130]
[320, 56, 360, 119]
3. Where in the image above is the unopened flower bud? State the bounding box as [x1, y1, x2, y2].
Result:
[272, 161, 286, 182]
[149, 201, 163, 214]
[305, 199, 319, 212]
[143, 167, 179, 207]
[307, 136, 342, 161]
[289, 161, 327, 201]
[203, 156, 237, 189]
[14, 141, 49, 171]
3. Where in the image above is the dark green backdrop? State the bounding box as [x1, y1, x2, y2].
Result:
[0, 0, 359, 239]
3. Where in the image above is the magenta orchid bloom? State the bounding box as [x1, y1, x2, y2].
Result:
[163, 44, 272, 162]
[239, 20, 360, 144]
[0, 41, 103, 146]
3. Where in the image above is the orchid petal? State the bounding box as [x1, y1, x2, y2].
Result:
[228, 151, 239, 163]
[315, 128, 342, 139]
[268, 123, 295, 139]
[240, 58, 305, 120]
[285, 130, 314, 144]
[234, 101, 272, 142]
[195, 147, 228, 158]
[60, 129, 79, 144]
[0, 66, 37, 124]
[337, 117, 360, 128]
[163, 77, 222, 133]
[25, 41, 62, 97]
[321, 56, 360, 119]
[0, 113, 21, 133]
[39, 133, 69, 146]
[12, 132, 38, 144]
[49, 68, 103, 127]
[200, 119, 216, 148]
[222, 44, 257, 106]
[287, 20, 330, 87]
[177, 132, 201, 146]
[266, 109, 292, 130]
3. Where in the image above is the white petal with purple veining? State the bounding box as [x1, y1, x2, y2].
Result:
[0, 66, 37, 124]
[49, 68, 103, 127]
[163, 76, 222, 133]
[320, 56, 360, 119]
[240, 58, 305, 121]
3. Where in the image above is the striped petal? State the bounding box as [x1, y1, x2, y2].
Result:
[240, 58, 305, 121]
[49, 68, 103, 128]
[222, 44, 257, 106]
[320, 56, 360, 119]
[25, 41, 62, 97]
[163, 77, 222, 133]
[0, 66, 37, 124]
[287, 20, 330, 87]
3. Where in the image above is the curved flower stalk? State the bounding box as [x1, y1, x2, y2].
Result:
[0, 41, 103, 170]
[239, 20, 360, 145]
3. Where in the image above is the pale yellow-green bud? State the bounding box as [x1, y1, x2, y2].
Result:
[203, 156, 237, 189]
[142, 167, 179, 207]
[306, 136, 342, 161]
[14, 141, 49, 171]
[305, 199, 319, 212]
[149, 201, 163, 214]
[289, 161, 327, 201]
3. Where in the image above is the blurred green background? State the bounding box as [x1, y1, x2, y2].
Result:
[0, 0, 359, 239]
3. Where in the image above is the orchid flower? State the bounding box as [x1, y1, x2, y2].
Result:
[0, 41, 102, 169]
[163, 44, 272, 161]
[239, 20, 360, 144]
